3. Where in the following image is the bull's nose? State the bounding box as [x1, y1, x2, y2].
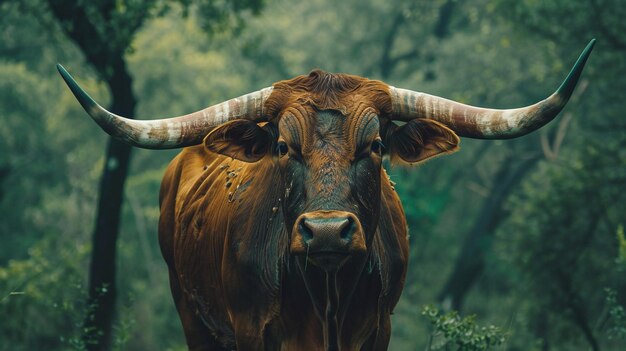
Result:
[290, 211, 366, 270]
[299, 216, 355, 246]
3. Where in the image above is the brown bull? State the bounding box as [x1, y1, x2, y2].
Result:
[58, 40, 594, 350]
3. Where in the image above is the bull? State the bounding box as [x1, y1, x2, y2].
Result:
[57, 39, 595, 350]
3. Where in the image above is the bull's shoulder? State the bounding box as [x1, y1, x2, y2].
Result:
[160, 145, 226, 203]
[159, 145, 220, 263]
[372, 168, 409, 304]
[161, 145, 280, 230]
[175, 145, 218, 183]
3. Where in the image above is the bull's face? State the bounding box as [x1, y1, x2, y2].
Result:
[277, 108, 383, 271]
[204, 100, 460, 271]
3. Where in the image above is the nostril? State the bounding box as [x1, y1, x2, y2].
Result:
[299, 220, 314, 243]
[339, 217, 355, 241]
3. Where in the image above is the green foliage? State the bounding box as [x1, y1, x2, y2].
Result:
[422, 305, 507, 350]
[485, 2, 626, 349]
[0, 240, 135, 350]
[605, 289, 626, 340]
[616, 225, 626, 266]
[605, 227, 626, 341]
[0, 238, 88, 350]
[492, 143, 626, 348]
[0, 61, 72, 262]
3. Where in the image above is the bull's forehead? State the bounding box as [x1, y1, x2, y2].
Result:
[315, 110, 344, 136]
[278, 107, 380, 157]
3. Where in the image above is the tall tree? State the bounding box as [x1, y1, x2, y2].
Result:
[437, 150, 540, 310]
[18, 1, 263, 349]
[44, 4, 140, 349]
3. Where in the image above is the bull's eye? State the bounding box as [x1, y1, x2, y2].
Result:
[276, 141, 289, 157]
[371, 139, 385, 154]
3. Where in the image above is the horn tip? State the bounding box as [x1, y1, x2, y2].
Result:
[57, 63, 69, 80]
[555, 39, 596, 100]
[55, 63, 100, 113]
[56, 63, 71, 80]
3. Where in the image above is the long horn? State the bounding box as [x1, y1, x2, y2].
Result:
[57, 64, 273, 149]
[389, 39, 595, 139]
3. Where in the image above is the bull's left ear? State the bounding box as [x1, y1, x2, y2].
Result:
[204, 120, 274, 162]
[386, 118, 460, 164]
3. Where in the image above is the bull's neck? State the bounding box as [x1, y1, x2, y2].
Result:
[296, 254, 370, 350]
[324, 270, 340, 351]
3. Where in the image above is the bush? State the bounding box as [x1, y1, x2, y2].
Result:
[422, 305, 507, 351]
[0, 237, 88, 350]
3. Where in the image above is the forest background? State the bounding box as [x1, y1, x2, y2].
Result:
[1, 0, 625, 350]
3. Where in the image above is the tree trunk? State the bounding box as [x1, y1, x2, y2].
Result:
[0, 165, 9, 201]
[437, 154, 540, 311]
[43, 3, 138, 349]
[534, 310, 550, 351]
[83, 58, 135, 351]
[378, 0, 457, 79]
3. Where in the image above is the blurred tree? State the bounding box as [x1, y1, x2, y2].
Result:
[0, 237, 89, 350]
[438, 150, 541, 311]
[3, 0, 264, 349]
[378, 0, 458, 79]
[483, 1, 626, 349]
[43, 2, 142, 349]
[236, 0, 473, 82]
[0, 63, 53, 261]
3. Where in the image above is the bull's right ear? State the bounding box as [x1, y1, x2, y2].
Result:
[385, 118, 460, 165]
[204, 120, 274, 162]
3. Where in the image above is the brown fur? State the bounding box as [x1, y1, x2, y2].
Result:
[265, 69, 393, 119]
[159, 70, 458, 350]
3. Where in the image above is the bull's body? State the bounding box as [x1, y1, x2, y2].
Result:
[159, 145, 408, 350]
[57, 39, 594, 351]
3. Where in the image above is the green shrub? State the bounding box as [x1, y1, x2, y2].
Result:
[422, 305, 507, 351]
[0, 237, 88, 350]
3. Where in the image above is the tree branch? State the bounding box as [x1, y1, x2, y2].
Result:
[589, 0, 626, 51]
[379, 0, 458, 78]
[438, 153, 541, 311]
[379, 11, 406, 79]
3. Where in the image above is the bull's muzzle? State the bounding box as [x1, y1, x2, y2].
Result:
[291, 210, 366, 270]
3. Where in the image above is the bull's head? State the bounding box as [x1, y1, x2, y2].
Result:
[57, 40, 595, 273]
[199, 70, 468, 271]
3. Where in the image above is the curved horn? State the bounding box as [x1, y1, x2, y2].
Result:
[57, 64, 273, 149]
[389, 39, 595, 139]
